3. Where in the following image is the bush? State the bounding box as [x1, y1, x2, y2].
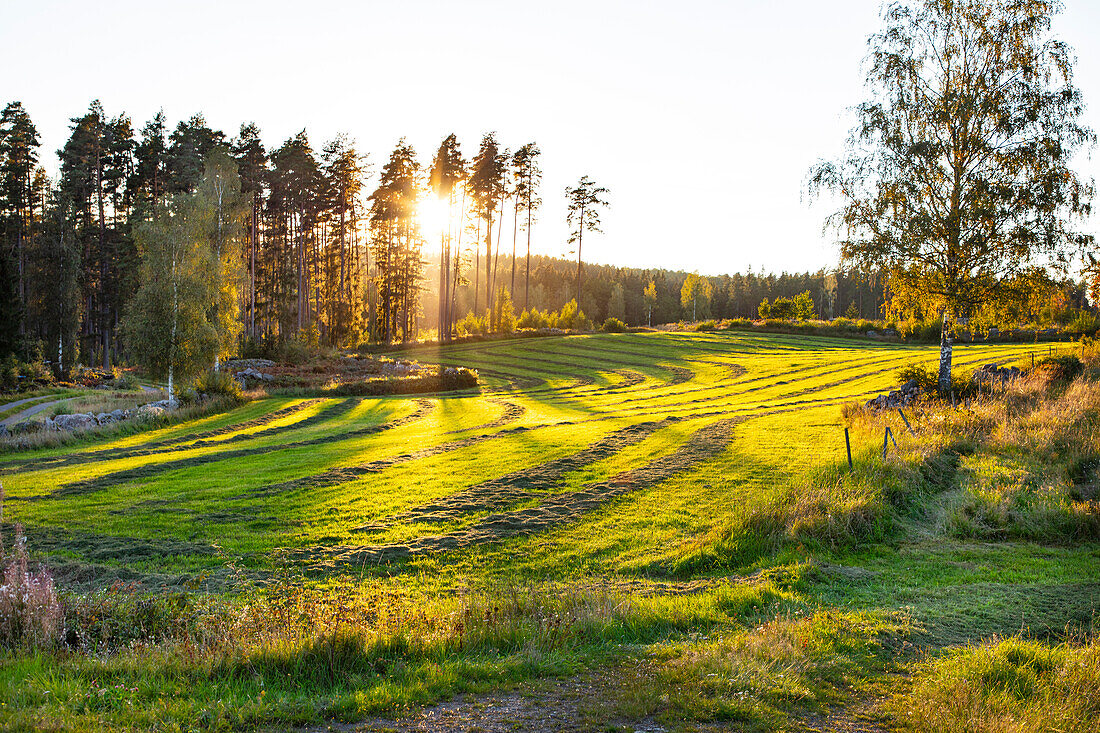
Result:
[456, 311, 488, 337]
[193, 369, 244, 401]
[1034, 354, 1083, 381]
[553, 299, 591, 331]
[518, 308, 552, 330]
[602, 317, 628, 333]
[107, 372, 138, 390]
[0, 354, 55, 394]
[326, 368, 478, 396]
[694, 320, 717, 332]
[897, 365, 938, 393]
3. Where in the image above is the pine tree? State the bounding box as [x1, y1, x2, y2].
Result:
[166, 114, 226, 194]
[565, 176, 609, 305]
[468, 133, 505, 315]
[0, 101, 40, 342]
[511, 143, 541, 311]
[429, 134, 465, 342]
[321, 134, 366, 345]
[369, 140, 422, 343]
[231, 123, 267, 339]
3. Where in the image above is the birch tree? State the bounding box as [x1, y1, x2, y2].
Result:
[810, 0, 1094, 394]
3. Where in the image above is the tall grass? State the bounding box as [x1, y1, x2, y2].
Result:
[676, 363, 1100, 573]
[895, 635, 1100, 733]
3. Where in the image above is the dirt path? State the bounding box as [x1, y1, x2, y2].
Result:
[0, 396, 78, 427]
[311, 665, 902, 732]
[318, 669, 671, 733]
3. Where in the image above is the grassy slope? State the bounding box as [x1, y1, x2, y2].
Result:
[0, 331, 1094, 732]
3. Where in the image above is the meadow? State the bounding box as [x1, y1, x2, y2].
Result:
[0, 330, 1096, 732]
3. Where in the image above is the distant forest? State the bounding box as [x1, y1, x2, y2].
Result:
[0, 100, 1087, 371]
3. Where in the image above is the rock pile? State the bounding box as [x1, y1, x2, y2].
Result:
[8, 400, 176, 436]
[972, 363, 1021, 385]
[234, 367, 274, 385]
[865, 379, 921, 409]
[223, 358, 276, 370]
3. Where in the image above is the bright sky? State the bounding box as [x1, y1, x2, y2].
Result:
[3, 0, 1099, 277]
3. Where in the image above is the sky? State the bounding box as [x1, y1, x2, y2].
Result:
[2, 0, 1099, 277]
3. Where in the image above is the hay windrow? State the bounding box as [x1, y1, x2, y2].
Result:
[299, 417, 735, 568]
[40, 399, 434, 498]
[0, 398, 326, 474]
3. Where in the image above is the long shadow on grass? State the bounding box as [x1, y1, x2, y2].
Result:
[294, 416, 735, 570]
[237, 401, 531, 499]
[34, 399, 435, 500]
[0, 398, 329, 475]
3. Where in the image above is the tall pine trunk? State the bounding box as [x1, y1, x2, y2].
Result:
[575, 205, 585, 306]
[511, 199, 518, 295]
[525, 196, 532, 312]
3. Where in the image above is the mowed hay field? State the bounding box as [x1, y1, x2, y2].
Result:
[2, 330, 1098, 732]
[2, 331, 1040, 578]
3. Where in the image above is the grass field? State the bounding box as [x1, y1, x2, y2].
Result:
[0, 330, 1096, 731]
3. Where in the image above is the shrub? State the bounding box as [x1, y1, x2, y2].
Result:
[518, 308, 552, 330]
[553, 299, 591, 331]
[456, 311, 488, 337]
[897, 365, 938, 393]
[895, 364, 976, 398]
[694, 320, 717, 332]
[1034, 354, 1083, 381]
[193, 369, 244, 401]
[602, 317, 628, 333]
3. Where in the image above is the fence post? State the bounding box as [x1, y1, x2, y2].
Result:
[844, 427, 853, 469]
[882, 426, 889, 459]
[898, 408, 914, 435]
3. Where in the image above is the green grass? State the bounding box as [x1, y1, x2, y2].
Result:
[0, 331, 1094, 731]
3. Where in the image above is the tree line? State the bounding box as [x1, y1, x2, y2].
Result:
[0, 100, 616, 373]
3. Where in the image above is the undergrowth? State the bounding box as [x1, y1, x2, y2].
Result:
[894, 635, 1100, 733]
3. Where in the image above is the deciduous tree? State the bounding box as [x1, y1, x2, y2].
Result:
[810, 0, 1094, 393]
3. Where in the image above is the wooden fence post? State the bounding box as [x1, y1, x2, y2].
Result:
[845, 427, 853, 469]
[898, 409, 914, 435]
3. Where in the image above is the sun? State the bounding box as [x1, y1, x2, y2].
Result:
[418, 195, 451, 238]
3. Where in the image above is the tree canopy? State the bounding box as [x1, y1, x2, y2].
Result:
[810, 0, 1094, 390]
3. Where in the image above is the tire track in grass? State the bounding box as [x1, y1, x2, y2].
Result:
[1, 398, 327, 474]
[38, 399, 434, 499]
[297, 417, 731, 568]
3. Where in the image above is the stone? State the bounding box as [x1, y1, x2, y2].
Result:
[110, 409, 126, 421]
[234, 367, 273, 382]
[135, 403, 166, 419]
[52, 413, 97, 431]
